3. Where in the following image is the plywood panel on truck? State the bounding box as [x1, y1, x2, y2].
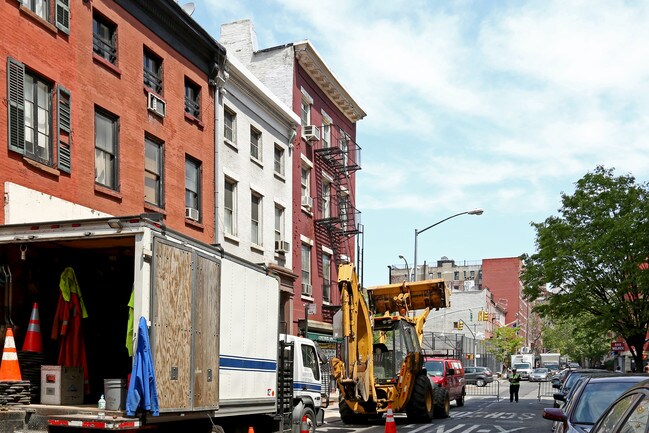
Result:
[151, 239, 193, 411]
[219, 258, 280, 415]
[193, 253, 220, 409]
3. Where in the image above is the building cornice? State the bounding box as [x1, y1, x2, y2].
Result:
[293, 41, 366, 123]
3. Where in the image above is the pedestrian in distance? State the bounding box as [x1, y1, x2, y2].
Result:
[509, 368, 521, 402]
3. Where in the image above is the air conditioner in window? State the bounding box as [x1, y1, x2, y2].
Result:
[302, 125, 320, 142]
[185, 207, 199, 221]
[301, 196, 313, 209]
[275, 240, 290, 253]
[302, 283, 312, 296]
[147, 92, 166, 118]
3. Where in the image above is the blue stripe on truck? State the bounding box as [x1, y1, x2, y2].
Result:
[294, 381, 322, 392]
[220, 355, 277, 372]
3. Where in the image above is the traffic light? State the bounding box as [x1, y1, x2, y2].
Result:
[458, 321, 464, 330]
[478, 311, 484, 321]
[483, 312, 489, 322]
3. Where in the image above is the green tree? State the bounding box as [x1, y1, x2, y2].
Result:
[542, 316, 610, 367]
[487, 326, 524, 370]
[522, 166, 649, 372]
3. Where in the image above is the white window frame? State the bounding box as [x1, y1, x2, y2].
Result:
[224, 106, 236, 145]
[300, 87, 313, 127]
[322, 177, 331, 219]
[274, 204, 284, 243]
[301, 243, 312, 289]
[321, 111, 332, 148]
[340, 129, 349, 167]
[251, 190, 262, 246]
[274, 144, 285, 177]
[250, 126, 262, 162]
[322, 252, 331, 303]
[301, 166, 311, 206]
[224, 177, 237, 237]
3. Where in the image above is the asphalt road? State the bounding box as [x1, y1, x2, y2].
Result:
[321, 380, 556, 433]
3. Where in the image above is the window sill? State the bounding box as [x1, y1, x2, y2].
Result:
[301, 294, 314, 302]
[93, 54, 122, 77]
[274, 172, 286, 182]
[224, 139, 238, 151]
[223, 233, 240, 244]
[19, 5, 58, 35]
[250, 243, 264, 254]
[184, 112, 204, 129]
[95, 184, 122, 201]
[23, 158, 60, 177]
[144, 86, 163, 99]
[185, 218, 204, 230]
[301, 206, 313, 216]
[144, 203, 166, 216]
[250, 157, 263, 169]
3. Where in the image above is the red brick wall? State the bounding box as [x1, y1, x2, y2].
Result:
[482, 257, 526, 330]
[0, 1, 215, 243]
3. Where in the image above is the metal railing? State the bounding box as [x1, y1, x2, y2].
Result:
[465, 380, 500, 400]
[537, 380, 556, 402]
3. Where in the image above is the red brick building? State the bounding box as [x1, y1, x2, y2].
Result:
[1, 0, 225, 243]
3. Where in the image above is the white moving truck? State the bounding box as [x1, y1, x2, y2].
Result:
[511, 354, 535, 380]
[0, 214, 323, 433]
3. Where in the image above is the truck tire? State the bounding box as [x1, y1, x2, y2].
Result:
[339, 399, 368, 424]
[433, 386, 450, 418]
[476, 378, 485, 387]
[456, 387, 465, 407]
[406, 374, 434, 422]
[300, 407, 316, 433]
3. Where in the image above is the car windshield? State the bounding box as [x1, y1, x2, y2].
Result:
[425, 361, 444, 377]
[514, 363, 530, 370]
[534, 368, 548, 374]
[572, 382, 637, 424]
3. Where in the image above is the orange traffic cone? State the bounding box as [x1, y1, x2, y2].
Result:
[385, 403, 396, 433]
[300, 415, 309, 433]
[248, 427, 254, 433]
[0, 328, 22, 381]
[22, 303, 43, 352]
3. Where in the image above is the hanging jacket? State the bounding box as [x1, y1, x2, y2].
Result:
[126, 317, 159, 416]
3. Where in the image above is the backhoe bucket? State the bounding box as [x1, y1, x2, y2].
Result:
[367, 280, 450, 315]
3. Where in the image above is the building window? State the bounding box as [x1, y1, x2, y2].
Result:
[143, 48, 163, 94]
[470, 270, 475, 279]
[323, 253, 331, 302]
[274, 144, 285, 176]
[301, 166, 311, 208]
[339, 194, 348, 231]
[224, 106, 236, 144]
[300, 99, 310, 127]
[93, 13, 117, 64]
[185, 157, 201, 219]
[224, 178, 237, 236]
[251, 192, 262, 246]
[321, 112, 332, 148]
[184, 78, 200, 118]
[24, 71, 52, 164]
[250, 127, 262, 161]
[275, 205, 284, 243]
[25, 0, 49, 21]
[322, 179, 331, 219]
[340, 130, 349, 167]
[94, 108, 119, 190]
[302, 243, 312, 290]
[437, 272, 442, 278]
[144, 136, 163, 208]
[454, 271, 459, 280]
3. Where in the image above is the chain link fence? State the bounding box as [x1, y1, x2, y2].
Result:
[422, 332, 501, 373]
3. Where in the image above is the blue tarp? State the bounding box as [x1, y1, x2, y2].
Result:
[126, 317, 159, 416]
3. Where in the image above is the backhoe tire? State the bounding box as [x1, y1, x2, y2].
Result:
[339, 399, 368, 425]
[433, 386, 450, 419]
[406, 374, 434, 423]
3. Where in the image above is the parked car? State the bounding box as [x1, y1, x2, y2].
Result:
[530, 367, 550, 382]
[424, 357, 466, 413]
[543, 374, 648, 433]
[590, 378, 649, 433]
[552, 368, 613, 408]
[464, 366, 494, 387]
[567, 362, 581, 369]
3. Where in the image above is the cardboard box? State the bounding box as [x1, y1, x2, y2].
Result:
[40, 366, 84, 405]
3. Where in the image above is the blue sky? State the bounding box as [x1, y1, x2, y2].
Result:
[192, 0, 649, 286]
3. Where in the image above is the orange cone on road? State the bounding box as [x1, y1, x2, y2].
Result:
[22, 302, 43, 352]
[300, 415, 309, 433]
[0, 328, 22, 381]
[385, 403, 396, 433]
[248, 427, 254, 433]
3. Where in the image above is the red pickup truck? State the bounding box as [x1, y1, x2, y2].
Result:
[424, 357, 466, 418]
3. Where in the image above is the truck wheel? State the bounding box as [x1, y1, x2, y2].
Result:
[456, 387, 465, 407]
[339, 399, 368, 424]
[406, 374, 434, 422]
[433, 386, 450, 418]
[476, 378, 485, 387]
[300, 407, 316, 433]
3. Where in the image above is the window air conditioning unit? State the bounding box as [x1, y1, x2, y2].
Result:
[185, 207, 199, 221]
[275, 240, 290, 253]
[301, 196, 313, 209]
[302, 125, 320, 142]
[302, 283, 312, 296]
[147, 92, 166, 118]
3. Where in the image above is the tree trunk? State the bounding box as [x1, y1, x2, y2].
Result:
[626, 335, 646, 373]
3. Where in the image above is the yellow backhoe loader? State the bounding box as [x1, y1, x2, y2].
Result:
[330, 263, 451, 423]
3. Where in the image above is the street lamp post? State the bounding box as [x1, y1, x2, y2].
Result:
[413, 208, 484, 281]
[398, 255, 410, 282]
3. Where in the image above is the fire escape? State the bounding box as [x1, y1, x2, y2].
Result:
[312, 127, 362, 267]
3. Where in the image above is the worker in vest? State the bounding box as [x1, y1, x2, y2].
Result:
[509, 368, 521, 402]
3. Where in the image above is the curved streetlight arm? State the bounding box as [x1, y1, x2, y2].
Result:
[413, 208, 483, 281]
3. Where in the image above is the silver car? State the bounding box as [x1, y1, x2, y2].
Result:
[529, 367, 550, 382]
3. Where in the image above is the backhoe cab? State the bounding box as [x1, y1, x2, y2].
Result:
[331, 263, 451, 424]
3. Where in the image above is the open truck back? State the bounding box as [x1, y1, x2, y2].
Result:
[0, 214, 320, 433]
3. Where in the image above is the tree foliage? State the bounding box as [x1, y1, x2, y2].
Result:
[521, 166, 649, 372]
[542, 315, 611, 366]
[487, 326, 524, 369]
